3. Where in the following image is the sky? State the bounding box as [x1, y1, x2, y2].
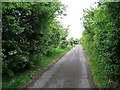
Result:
[59, 0, 99, 39]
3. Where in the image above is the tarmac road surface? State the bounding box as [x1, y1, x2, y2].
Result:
[28, 45, 97, 88]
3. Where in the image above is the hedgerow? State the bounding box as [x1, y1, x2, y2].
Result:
[2, 1, 68, 77]
[81, 1, 120, 87]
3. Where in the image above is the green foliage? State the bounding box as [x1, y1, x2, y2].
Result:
[68, 38, 80, 46]
[2, 47, 70, 89]
[81, 1, 120, 87]
[59, 27, 69, 49]
[2, 2, 68, 77]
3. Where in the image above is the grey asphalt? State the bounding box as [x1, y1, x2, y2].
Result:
[28, 45, 97, 88]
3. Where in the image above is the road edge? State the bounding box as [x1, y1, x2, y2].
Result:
[22, 47, 74, 90]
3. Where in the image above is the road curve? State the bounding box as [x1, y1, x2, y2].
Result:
[28, 45, 97, 88]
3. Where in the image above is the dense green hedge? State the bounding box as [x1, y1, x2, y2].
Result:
[2, 2, 68, 77]
[81, 2, 120, 86]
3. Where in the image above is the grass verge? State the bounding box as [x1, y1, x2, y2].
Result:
[83, 48, 119, 88]
[2, 47, 72, 89]
[88, 58, 109, 88]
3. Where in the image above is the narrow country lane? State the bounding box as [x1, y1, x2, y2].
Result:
[28, 45, 97, 88]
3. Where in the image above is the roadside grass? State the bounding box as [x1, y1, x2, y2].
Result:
[2, 47, 72, 89]
[88, 59, 120, 88]
[83, 50, 119, 88]
[88, 58, 109, 88]
[81, 47, 109, 88]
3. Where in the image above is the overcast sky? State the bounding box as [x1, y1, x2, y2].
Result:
[59, 0, 99, 39]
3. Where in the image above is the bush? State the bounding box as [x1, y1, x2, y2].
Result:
[81, 1, 120, 85]
[2, 2, 67, 77]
